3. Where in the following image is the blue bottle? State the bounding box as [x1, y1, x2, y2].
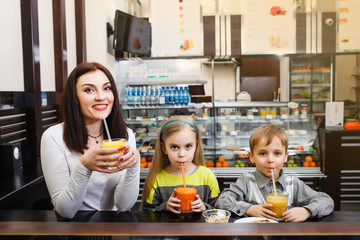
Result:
[174, 87, 180, 105]
[165, 87, 170, 105]
[184, 86, 190, 105]
[179, 87, 184, 105]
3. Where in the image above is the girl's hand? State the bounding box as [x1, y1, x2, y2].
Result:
[282, 207, 311, 222]
[245, 204, 276, 219]
[166, 190, 181, 214]
[80, 147, 124, 173]
[116, 143, 140, 170]
[191, 194, 206, 212]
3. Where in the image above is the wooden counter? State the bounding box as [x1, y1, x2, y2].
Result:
[0, 210, 359, 238]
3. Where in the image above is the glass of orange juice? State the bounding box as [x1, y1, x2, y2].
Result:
[101, 138, 125, 170]
[266, 191, 288, 220]
[175, 186, 197, 213]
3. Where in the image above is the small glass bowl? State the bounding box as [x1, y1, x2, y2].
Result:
[202, 209, 231, 223]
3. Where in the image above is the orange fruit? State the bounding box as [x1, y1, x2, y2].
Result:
[305, 156, 313, 163]
[218, 156, 226, 163]
[222, 162, 229, 167]
[310, 162, 316, 167]
[206, 161, 215, 167]
[216, 162, 222, 167]
[141, 157, 146, 163]
[140, 162, 146, 168]
[303, 161, 310, 167]
[146, 162, 152, 168]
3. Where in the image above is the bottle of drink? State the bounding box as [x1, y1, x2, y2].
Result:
[128, 86, 134, 106]
[165, 86, 170, 105]
[170, 86, 175, 105]
[150, 85, 156, 106]
[184, 86, 190, 105]
[145, 85, 151, 106]
[174, 87, 180, 105]
[124, 86, 129, 105]
[179, 87, 184, 105]
[160, 86, 166, 105]
[156, 86, 161, 105]
[141, 86, 146, 106]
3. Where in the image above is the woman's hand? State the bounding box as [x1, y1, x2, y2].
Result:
[245, 204, 276, 219]
[79, 145, 136, 173]
[166, 190, 181, 214]
[116, 143, 139, 170]
[191, 195, 206, 212]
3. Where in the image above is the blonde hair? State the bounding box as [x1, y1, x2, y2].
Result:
[141, 115, 205, 209]
[249, 124, 288, 153]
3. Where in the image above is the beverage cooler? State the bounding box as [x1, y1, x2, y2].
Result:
[289, 54, 335, 126]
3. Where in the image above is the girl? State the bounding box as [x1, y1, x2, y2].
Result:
[141, 115, 220, 214]
[41, 62, 140, 218]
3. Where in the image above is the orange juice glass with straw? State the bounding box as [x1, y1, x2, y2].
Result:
[176, 163, 197, 213]
[101, 138, 125, 170]
[266, 191, 288, 220]
[176, 186, 197, 213]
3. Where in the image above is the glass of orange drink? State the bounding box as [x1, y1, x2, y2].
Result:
[175, 186, 197, 213]
[266, 191, 288, 220]
[101, 138, 125, 170]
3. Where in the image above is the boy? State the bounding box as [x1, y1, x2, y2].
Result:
[215, 124, 334, 222]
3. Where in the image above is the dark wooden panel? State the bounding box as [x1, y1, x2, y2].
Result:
[0, 115, 26, 127]
[296, 13, 306, 53]
[203, 16, 216, 57]
[21, 0, 43, 158]
[230, 15, 241, 56]
[240, 55, 280, 85]
[1, 132, 27, 143]
[42, 111, 58, 119]
[52, 0, 68, 102]
[322, 12, 336, 53]
[240, 76, 278, 101]
[42, 118, 58, 127]
[0, 123, 27, 135]
[75, 0, 87, 64]
[0, 108, 25, 117]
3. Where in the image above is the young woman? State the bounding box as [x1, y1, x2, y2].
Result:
[141, 115, 220, 214]
[41, 62, 140, 218]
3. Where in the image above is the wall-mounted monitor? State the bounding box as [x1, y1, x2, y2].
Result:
[113, 10, 152, 57]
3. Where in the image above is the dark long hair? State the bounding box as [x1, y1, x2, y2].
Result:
[61, 62, 128, 153]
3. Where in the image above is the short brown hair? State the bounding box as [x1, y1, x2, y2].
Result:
[61, 62, 128, 153]
[249, 124, 288, 153]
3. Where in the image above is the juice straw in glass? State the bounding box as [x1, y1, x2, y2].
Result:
[271, 169, 277, 196]
[180, 163, 187, 188]
[103, 118, 112, 141]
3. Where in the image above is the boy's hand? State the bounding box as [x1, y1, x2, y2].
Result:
[166, 190, 181, 214]
[245, 204, 276, 219]
[282, 207, 311, 222]
[191, 194, 206, 212]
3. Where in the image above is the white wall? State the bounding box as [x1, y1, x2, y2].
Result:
[85, 0, 125, 76]
[0, 0, 24, 91]
[38, 0, 55, 91]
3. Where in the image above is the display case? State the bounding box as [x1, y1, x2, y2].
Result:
[123, 101, 324, 182]
[289, 54, 335, 126]
[122, 103, 214, 168]
[210, 102, 320, 173]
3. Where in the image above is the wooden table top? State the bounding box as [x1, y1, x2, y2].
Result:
[0, 210, 359, 237]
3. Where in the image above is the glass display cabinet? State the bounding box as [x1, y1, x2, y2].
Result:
[123, 101, 324, 184]
[289, 54, 335, 126]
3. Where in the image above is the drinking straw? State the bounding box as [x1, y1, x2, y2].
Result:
[103, 118, 112, 141]
[271, 169, 277, 196]
[180, 163, 187, 188]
